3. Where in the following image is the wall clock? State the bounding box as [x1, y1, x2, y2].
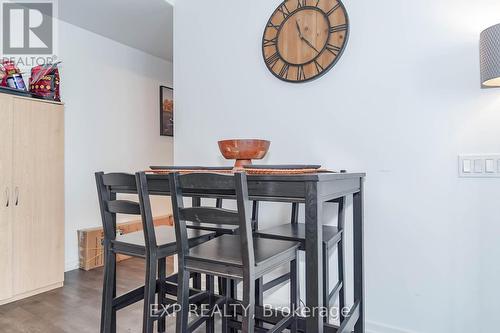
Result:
[262, 0, 349, 83]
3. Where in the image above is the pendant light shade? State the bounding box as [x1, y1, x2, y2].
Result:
[480, 23, 500, 87]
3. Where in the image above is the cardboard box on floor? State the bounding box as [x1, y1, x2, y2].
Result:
[78, 215, 173, 271]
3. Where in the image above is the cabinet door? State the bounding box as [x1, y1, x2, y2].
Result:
[12, 98, 64, 295]
[0, 95, 13, 301]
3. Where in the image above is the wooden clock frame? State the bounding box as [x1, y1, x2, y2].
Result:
[262, 0, 350, 83]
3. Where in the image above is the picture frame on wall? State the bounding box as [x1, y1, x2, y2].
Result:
[160, 85, 173, 136]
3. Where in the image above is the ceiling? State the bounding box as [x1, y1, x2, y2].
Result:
[59, 0, 173, 61]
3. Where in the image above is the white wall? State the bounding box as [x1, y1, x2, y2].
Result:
[59, 21, 173, 271]
[173, 0, 500, 332]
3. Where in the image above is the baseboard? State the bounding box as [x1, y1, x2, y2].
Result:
[366, 320, 419, 333]
[0, 282, 64, 306]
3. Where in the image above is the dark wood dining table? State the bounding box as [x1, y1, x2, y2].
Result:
[116, 171, 366, 333]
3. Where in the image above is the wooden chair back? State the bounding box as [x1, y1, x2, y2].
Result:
[169, 172, 254, 268]
[95, 172, 157, 248]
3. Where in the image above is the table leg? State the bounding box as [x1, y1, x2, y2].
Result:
[304, 182, 324, 333]
[353, 180, 365, 333]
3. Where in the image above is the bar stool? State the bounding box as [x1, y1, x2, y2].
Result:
[150, 166, 248, 295]
[256, 198, 347, 324]
[95, 172, 215, 333]
[167, 172, 301, 332]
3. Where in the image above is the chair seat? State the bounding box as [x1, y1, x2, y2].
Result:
[256, 223, 342, 248]
[187, 234, 300, 268]
[116, 226, 214, 248]
[186, 222, 239, 235]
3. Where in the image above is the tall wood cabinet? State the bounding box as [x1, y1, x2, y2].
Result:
[0, 93, 64, 305]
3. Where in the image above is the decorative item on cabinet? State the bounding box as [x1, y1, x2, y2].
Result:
[1, 60, 27, 91]
[29, 62, 61, 101]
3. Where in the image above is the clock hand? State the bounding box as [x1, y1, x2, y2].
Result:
[295, 21, 321, 53]
[301, 36, 321, 54]
[295, 20, 303, 37]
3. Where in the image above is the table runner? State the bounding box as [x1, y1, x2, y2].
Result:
[147, 168, 331, 175]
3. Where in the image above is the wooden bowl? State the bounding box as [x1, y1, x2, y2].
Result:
[218, 139, 271, 167]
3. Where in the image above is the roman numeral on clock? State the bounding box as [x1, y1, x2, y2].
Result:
[296, 65, 306, 81]
[277, 4, 291, 19]
[297, 0, 307, 8]
[263, 37, 278, 48]
[267, 22, 280, 30]
[325, 43, 342, 55]
[265, 52, 280, 68]
[314, 60, 324, 73]
[330, 24, 348, 33]
[279, 63, 290, 78]
[326, 3, 341, 16]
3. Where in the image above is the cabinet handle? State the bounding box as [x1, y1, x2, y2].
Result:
[14, 187, 19, 206]
[4, 188, 8, 207]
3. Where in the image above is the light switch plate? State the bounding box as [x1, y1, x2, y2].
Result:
[462, 159, 472, 173]
[485, 159, 495, 173]
[473, 159, 484, 173]
[459, 154, 500, 178]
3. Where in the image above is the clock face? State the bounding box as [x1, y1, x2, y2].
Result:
[262, 0, 349, 83]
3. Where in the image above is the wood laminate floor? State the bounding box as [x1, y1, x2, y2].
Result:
[0, 258, 208, 333]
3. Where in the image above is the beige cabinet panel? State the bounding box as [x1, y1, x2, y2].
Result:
[12, 98, 64, 295]
[0, 94, 13, 301]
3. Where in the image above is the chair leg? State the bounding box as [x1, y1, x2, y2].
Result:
[255, 278, 263, 327]
[100, 245, 116, 333]
[176, 268, 191, 333]
[229, 279, 239, 333]
[143, 254, 158, 333]
[220, 276, 234, 332]
[221, 278, 231, 333]
[158, 258, 167, 333]
[193, 272, 202, 289]
[230, 279, 237, 299]
[241, 275, 255, 333]
[323, 243, 330, 324]
[290, 257, 299, 333]
[206, 275, 215, 333]
[218, 277, 225, 295]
